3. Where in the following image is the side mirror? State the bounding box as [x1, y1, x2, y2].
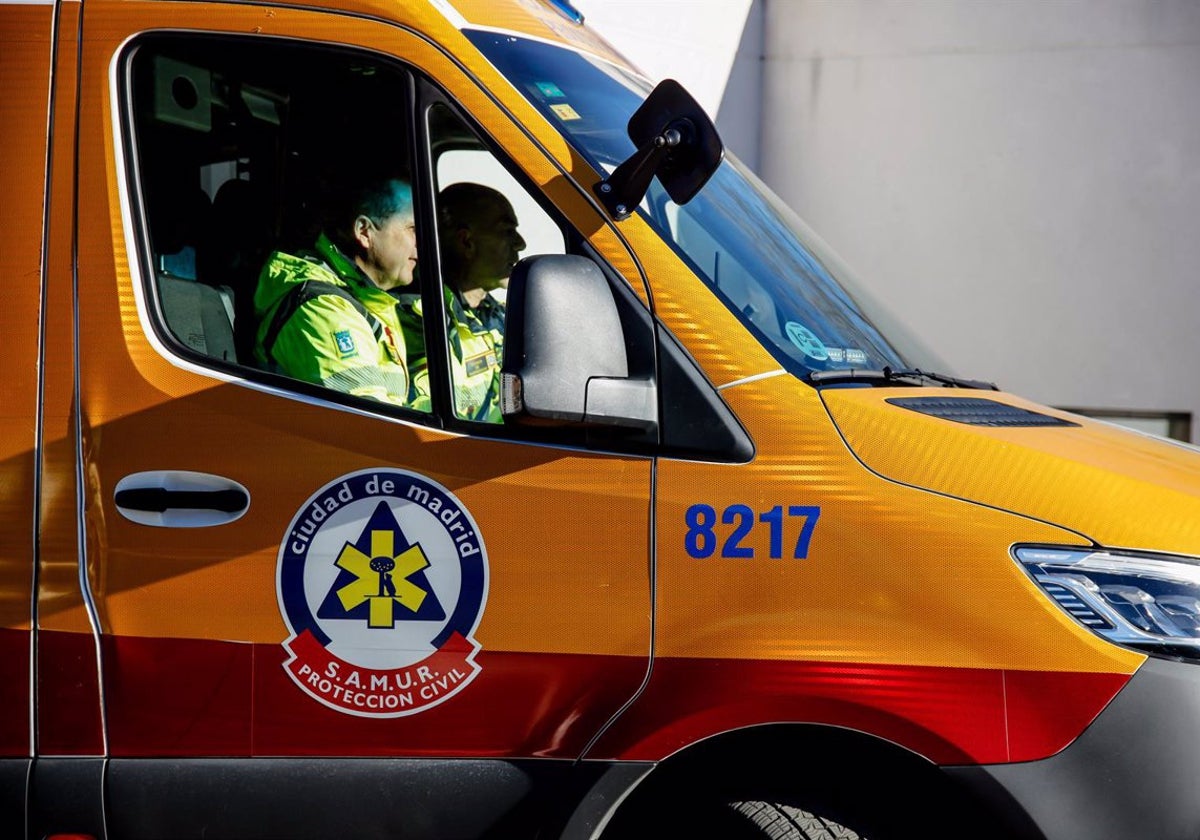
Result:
[594, 79, 724, 221]
[501, 255, 656, 429]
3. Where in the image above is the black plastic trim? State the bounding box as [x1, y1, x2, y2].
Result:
[886, 396, 1079, 428]
[657, 327, 754, 462]
[0, 760, 28, 840]
[101, 757, 609, 840]
[29, 758, 105, 840]
[946, 657, 1200, 840]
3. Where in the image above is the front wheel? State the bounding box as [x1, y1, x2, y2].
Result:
[727, 801, 865, 840]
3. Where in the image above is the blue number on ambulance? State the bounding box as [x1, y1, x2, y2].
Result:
[684, 504, 820, 559]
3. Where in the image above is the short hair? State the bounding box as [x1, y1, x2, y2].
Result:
[325, 177, 413, 253]
[439, 182, 508, 231]
[355, 178, 414, 224]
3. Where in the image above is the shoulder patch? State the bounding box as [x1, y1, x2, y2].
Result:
[334, 330, 357, 358]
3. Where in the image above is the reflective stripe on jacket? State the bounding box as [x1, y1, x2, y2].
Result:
[400, 287, 503, 423]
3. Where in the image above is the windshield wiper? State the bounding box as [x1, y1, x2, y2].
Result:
[808, 366, 997, 390]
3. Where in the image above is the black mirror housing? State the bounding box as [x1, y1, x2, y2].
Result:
[595, 79, 723, 220]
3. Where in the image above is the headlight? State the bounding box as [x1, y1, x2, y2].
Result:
[1015, 545, 1200, 663]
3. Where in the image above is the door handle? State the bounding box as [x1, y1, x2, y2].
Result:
[114, 471, 250, 527]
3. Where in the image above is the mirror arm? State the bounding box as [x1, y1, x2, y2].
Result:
[595, 124, 685, 221]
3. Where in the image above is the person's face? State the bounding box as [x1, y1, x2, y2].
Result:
[354, 211, 418, 291]
[465, 197, 525, 291]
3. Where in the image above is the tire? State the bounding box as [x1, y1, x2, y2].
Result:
[727, 801, 865, 840]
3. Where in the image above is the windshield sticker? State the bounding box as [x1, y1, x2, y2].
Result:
[277, 468, 487, 717]
[550, 103, 582, 121]
[785, 321, 829, 361]
[825, 347, 868, 366]
[534, 81, 566, 98]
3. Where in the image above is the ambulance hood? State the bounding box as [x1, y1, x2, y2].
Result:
[821, 388, 1200, 555]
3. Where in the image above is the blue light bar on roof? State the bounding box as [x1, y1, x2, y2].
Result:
[543, 0, 585, 25]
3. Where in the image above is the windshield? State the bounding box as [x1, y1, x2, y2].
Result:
[467, 31, 946, 381]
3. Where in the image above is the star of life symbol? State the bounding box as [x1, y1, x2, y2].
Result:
[327, 516, 440, 629]
[277, 469, 487, 717]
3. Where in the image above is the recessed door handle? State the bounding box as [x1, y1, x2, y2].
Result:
[114, 471, 250, 527]
[115, 487, 247, 513]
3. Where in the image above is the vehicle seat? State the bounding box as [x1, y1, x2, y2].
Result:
[153, 185, 210, 281]
[197, 178, 274, 364]
[149, 185, 237, 362]
[158, 275, 237, 361]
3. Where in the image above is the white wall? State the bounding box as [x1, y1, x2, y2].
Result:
[575, 0, 1200, 440]
[761, 0, 1200, 437]
[570, 0, 761, 165]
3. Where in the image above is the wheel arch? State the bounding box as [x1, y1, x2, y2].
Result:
[597, 722, 1029, 839]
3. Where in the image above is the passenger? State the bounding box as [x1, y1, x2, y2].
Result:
[439, 182, 525, 333]
[401, 183, 525, 423]
[253, 178, 430, 410]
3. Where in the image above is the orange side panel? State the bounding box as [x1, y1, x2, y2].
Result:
[35, 0, 105, 756]
[824, 387, 1200, 556]
[652, 375, 1143, 675]
[603, 373, 1146, 765]
[0, 2, 49, 632]
[0, 0, 55, 758]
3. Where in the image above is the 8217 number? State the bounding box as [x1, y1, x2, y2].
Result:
[684, 504, 821, 560]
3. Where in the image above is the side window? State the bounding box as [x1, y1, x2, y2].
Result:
[123, 36, 741, 458]
[425, 102, 566, 424]
[127, 36, 430, 414]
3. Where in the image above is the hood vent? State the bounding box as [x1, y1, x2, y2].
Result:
[885, 397, 1079, 428]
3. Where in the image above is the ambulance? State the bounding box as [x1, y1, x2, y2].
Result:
[5, 0, 1200, 837]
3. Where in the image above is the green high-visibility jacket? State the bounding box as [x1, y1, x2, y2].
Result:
[253, 234, 430, 410]
[400, 286, 504, 424]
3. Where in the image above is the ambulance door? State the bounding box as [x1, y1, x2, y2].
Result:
[74, 4, 651, 835]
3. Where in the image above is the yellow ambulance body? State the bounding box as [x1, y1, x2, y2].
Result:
[4, 0, 1200, 837]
